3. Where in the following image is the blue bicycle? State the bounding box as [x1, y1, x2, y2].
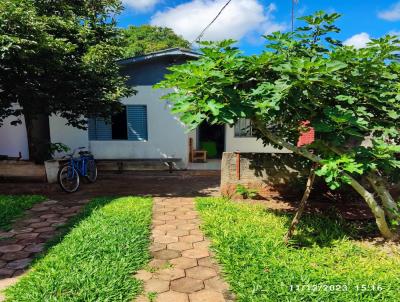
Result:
[57, 147, 97, 193]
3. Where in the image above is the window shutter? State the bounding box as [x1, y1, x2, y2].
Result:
[127, 105, 148, 141]
[88, 117, 112, 140]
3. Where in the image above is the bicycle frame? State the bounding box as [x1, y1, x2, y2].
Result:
[66, 154, 94, 179]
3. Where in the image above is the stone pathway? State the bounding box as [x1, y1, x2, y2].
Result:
[135, 197, 234, 302]
[0, 198, 88, 279]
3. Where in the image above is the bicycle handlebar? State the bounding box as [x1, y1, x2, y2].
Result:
[64, 147, 86, 158]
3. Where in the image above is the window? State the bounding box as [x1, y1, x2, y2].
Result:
[88, 105, 148, 141]
[234, 118, 254, 137]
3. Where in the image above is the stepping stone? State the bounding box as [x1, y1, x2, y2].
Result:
[134, 270, 153, 281]
[197, 257, 218, 269]
[24, 243, 45, 253]
[182, 248, 209, 259]
[150, 243, 166, 252]
[152, 250, 181, 260]
[6, 258, 32, 270]
[189, 289, 225, 302]
[156, 291, 189, 302]
[179, 235, 203, 243]
[156, 268, 185, 281]
[0, 268, 14, 278]
[15, 233, 39, 240]
[0, 245, 24, 253]
[167, 229, 189, 237]
[204, 277, 230, 293]
[186, 266, 217, 280]
[1, 251, 31, 261]
[153, 235, 178, 244]
[144, 278, 170, 293]
[169, 257, 197, 269]
[167, 242, 193, 251]
[170, 277, 204, 293]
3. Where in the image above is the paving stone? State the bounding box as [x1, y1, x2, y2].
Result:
[6, 258, 32, 270]
[144, 278, 170, 293]
[35, 226, 56, 233]
[30, 206, 49, 212]
[0, 232, 15, 239]
[170, 277, 204, 293]
[177, 224, 197, 231]
[13, 228, 34, 234]
[12, 269, 25, 277]
[150, 243, 166, 252]
[154, 214, 176, 221]
[134, 270, 153, 281]
[24, 243, 45, 253]
[166, 229, 189, 237]
[152, 249, 181, 260]
[38, 232, 57, 239]
[197, 257, 217, 269]
[186, 266, 217, 280]
[0, 268, 14, 278]
[156, 268, 185, 281]
[189, 229, 203, 236]
[167, 242, 193, 251]
[189, 289, 225, 302]
[182, 249, 209, 259]
[0, 245, 24, 253]
[153, 235, 178, 244]
[148, 259, 168, 270]
[135, 294, 149, 302]
[40, 213, 60, 219]
[193, 241, 210, 249]
[156, 291, 189, 302]
[169, 257, 197, 269]
[204, 277, 229, 294]
[15, 232, 39, 240]
[153, 220, 166, 226]
[28, 222, 50, 228]
[154, 225, 176, 232]
[41, 200, 58, 206]
[179, 235, 203, 243]
[1, 251, 31, 261]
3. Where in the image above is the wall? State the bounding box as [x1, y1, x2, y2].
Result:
[49, 116, 89, 157]
[89, 58, 190, 167]
[224, 125, 289, 153]
[220, 152, 308, 198]
[0, 114, 29, 159]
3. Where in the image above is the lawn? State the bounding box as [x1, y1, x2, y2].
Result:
[0, 195, 46, 231]
[196, 197, 400, 302]
[5, 196, 152, 302]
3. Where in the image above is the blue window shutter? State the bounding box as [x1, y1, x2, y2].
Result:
[88, 117, 112, 140]
[127, 105, 148, 141]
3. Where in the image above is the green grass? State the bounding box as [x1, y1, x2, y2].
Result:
[196, 197, 400, 302]
[0, 195, 46, 231]
[5, 196, 152, 302]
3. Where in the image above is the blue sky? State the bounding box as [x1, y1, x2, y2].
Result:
[118, 0, 400, 54]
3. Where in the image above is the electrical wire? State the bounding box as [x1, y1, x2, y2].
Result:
[191, 0, 233, 45]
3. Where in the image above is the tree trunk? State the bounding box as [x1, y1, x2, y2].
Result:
[252, 117, 395, 240]
[284, 163, 317, 244]
[24, 112, 51, 164]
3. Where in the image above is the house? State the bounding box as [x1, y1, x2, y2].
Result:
[0, 48, 287, 169]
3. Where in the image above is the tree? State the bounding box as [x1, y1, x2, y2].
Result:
[0, 0, 133, 163]
[156, 12, 400, 240]
[122, 25, 190, 58]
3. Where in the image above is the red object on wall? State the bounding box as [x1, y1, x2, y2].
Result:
[297, 121, 315, 147]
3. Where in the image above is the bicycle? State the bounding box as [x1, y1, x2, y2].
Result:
[57, 147, 97, 193]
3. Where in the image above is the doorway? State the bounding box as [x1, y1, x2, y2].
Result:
[198, 122, 225, 159]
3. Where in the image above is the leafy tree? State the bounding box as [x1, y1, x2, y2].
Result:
[122, 25, 190, 58]
[156, 12, 400, 239]
[0, 0, 133, 162]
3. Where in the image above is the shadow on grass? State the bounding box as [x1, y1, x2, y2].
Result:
[34, 196, 116, 264]
[270, 208, 360, 249]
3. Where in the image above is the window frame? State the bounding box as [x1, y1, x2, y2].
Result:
[234, 118, 255, 138]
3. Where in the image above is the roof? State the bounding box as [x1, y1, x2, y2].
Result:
[118, 48, 200, 65]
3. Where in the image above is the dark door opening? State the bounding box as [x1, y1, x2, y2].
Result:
[198, 122, 225, 159]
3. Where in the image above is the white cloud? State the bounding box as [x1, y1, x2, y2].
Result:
[344, 32, 371, 49]
[150, 0, 286, 42]
[378, 1, 400, 21]
[123, 0, 159, 11]
[389, 30, 400, 36]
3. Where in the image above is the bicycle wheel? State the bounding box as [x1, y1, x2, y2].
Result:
[86, 159, 97, 183]
[58, 164, 80, 193]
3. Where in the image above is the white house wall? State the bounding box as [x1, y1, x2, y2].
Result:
[225, 125, 290, 153]
[49, 116, 89, 157]
[89, 86, 190, 165]
[0, 114, 29, 159]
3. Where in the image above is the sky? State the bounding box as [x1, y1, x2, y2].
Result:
[117, 0, 400, 54]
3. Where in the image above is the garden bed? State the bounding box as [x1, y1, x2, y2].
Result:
[196, 197, 400, 302]
[4, 196, 152, 302]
